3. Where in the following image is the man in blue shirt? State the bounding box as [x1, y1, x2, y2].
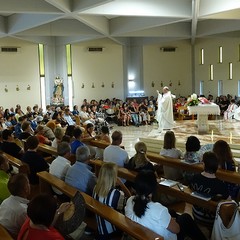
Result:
[65, 146, 97, 195]
[70, 127, 85, 154]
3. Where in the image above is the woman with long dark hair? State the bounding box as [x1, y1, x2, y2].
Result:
[125, 171, 207, 240]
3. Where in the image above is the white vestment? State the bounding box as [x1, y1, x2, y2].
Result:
[156, 91, 175, 131]
[234, 106, 240, 120]
[224, 103, 238, 120]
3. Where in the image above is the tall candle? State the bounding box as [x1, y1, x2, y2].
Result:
[211, 130, 214, 142]
[230, 132, 233, 144]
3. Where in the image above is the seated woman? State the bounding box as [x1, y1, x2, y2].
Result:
[189, 152, 230, 228]
[160, 131, 183, 180]
[125, 171, 207, 240]
[93, 162, 130, 240]
[118, 103, 131, 126]
[0, 154, 10, 203]
[125, 141, 154, 172]
[213, 140, 239, 198]
[95, 126, 111, 159]
[82, 123, 97, 157]
[183, 136, 201, 163]
[97, 126, 111, 143]
[17, 193, 70, 240]
[52, 127, 64, 148]
[22, 136, 49, 185]
[35, 125, 52, 145]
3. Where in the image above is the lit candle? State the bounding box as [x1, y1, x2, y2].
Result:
[230, 132, 233, 144]
[211, 130, 214, 142]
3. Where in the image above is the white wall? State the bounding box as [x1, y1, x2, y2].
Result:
[71, 39, 124, 105]
[0, 37, 40, 111]
[143, 40, 192, 98]
[194, 38, 240, 98]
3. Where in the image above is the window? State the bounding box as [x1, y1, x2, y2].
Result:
[210, 64, 214, 81]
[218, 80, 223, 96]
[200, 81, 204, 95]
[219, 46, 223, 63]
[229, 62, 233, 80]
[200, 48, 204, 65]
[38, 44, 46, 111]
[66, 44, 73, 110]
[238, 80, 240, 97]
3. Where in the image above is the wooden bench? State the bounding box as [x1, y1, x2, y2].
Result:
[37, 144, 76, 165]
[37, 171, 163, 240]
[90, 159, 220, 212]
[0, 151, 30, 174]
[146, 152, 240, 185]
[0, 224, 13, 240]
[140, 137, 240, 160]
[89, 140, 125, 149]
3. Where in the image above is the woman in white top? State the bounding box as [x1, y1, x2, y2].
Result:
[160, 131, 183, 180]
[125, 171, 207, 240]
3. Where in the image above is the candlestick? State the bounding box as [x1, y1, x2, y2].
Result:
[211, 130, 214, 142]
[230, 132, 233, 144]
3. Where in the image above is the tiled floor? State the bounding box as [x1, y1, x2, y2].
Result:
[112, 118, 240, 157]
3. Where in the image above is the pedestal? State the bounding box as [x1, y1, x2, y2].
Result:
[197, 114, 209, 134]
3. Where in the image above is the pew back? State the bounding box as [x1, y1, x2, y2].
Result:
[37, 171, 163, 240]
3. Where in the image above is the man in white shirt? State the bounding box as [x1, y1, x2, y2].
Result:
[49, 142, 71, 195]
[0, 174, 30, 238]
[103, 130, 129, 167]
[64, 108, 75, 126]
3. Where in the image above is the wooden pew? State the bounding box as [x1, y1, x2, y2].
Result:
[37, 171, 163, 240]
[140, 137, 240, 160]
[1, 151, 30, 174]
[146, 152, 240, 185]
[89, 139, 125, 149]
[0, 224, 13, 240]
[37, 144, 76, 165]
[90, 159, 219, 212]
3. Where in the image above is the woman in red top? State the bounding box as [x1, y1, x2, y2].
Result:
[18, 193, 70, 240]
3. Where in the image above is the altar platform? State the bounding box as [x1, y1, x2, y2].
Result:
[138, 119, 240, 159]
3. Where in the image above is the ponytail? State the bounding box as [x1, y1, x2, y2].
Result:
[133, 195, 149, 218]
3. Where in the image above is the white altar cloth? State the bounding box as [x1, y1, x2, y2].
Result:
[187, 103, 220, 134]
[187, 103, 220, 115]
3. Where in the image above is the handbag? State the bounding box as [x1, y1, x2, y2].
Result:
[211, 200, 240, 240]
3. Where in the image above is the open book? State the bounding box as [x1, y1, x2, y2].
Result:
[159, 179, 179, 187]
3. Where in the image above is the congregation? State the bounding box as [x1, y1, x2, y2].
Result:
[0, 95, 239, 240]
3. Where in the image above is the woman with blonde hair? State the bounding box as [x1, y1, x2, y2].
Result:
[93, 162, 130, 239]
[125, 141, 154, 172]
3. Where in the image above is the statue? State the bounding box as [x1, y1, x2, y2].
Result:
[52, 77, 64, 105]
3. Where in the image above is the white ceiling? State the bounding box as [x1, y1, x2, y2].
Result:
[1, 0, 240, 45]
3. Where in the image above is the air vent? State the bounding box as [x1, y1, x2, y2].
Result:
[160, 47, 176, 52]
[87, 47, 105, 52]
[1, 47, 21, 53]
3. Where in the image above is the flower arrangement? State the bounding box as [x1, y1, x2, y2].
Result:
[186, 93, 200, 106]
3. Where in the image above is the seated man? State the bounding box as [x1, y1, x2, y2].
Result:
[22, 136, 49, 185]
[65, 146, 97, 195]
[49, 142, 71, 195]
[64, 108, 75, 126]
[0, 174, 30, 238]
[70, 127, 85, 154]
[189, 152, 230, 227]
[1, 129, 24, 159]
[103, 130, 129, 167]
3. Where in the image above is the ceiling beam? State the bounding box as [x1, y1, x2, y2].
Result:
[191, 0, 200, 44]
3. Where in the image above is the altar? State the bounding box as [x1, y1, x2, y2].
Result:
[187, 103, 220, 134]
